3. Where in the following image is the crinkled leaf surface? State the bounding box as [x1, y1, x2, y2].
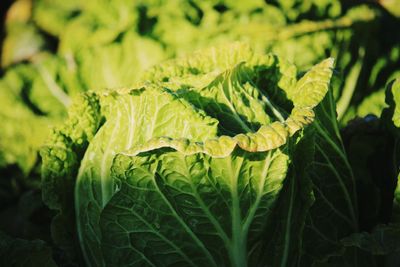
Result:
[74, 87, 219, 266]
[101, 147, 289, 267]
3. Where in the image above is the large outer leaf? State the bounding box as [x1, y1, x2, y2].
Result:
[75, 87, 219, 266]
[254, 127, 316, 267]
[313, 78, 400, 267]
[258, 59, 358, 266]
[101, 147, 289, 267]
[301, 89, 359, 265]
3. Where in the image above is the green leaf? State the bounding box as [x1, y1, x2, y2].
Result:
[301, 89, 359, 264]
[390, 79, 400, 128]
[1, 23, 45, 68]
[0, 65, 53, 173]
[76, 32, 165, 91]
[356, 90, 388, 119]
[380, 0, 400, 18]
[74, 87, 219, 266]
[101, 147, 289, 267]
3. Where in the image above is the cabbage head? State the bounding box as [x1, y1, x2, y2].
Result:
[41, 44, 358, 267]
